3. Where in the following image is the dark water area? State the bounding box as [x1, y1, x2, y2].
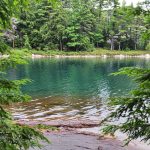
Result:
[7, 57, 150, 121]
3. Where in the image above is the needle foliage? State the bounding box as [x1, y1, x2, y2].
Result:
[0, 1, 53, 149]
[103, 67, 150, 144]
[0, 52, 50, 150]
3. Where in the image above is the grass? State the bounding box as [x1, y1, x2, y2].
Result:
[11, 48, 150, 57]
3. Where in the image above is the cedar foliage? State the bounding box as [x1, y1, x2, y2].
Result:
[0, 52, 49, 150]
[0, 0, 51, 149]
[103, 67, 150, 144]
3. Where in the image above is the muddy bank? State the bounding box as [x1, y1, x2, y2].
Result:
[29, 131, 139, 150]
[17, 119, 100, 129]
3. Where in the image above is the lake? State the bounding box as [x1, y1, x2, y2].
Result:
[7, 57, 150, 121]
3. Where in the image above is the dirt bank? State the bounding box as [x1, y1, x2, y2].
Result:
[19, 119, 149, 150]
[29, 131, 139, 150]
[18, 119, 100, 129]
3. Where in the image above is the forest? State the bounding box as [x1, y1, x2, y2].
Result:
[0, 0, 150, 150]
[2, 0, 150, 52]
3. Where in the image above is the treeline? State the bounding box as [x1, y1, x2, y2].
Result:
[3, 0, 150, 51]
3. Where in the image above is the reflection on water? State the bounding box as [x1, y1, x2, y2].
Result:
[7, 57, 150, 121]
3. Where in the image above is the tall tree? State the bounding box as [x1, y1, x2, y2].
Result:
[2, 0, 149, 51]
[64, 0, 97, 51]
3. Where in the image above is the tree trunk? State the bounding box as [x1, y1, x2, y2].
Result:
[12, 40, 15, 49]
[119, 42, 121, 50]
[97, 42, 99, 48]
[98, 0, 103, 22]
[60, 39, 63, 51]
[135, 43, 137, 50]
[110, 38, 114, 50]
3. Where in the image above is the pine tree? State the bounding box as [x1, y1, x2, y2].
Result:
[103, 67, 150, 144]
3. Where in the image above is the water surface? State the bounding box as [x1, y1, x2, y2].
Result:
[7, 57, 150, 121]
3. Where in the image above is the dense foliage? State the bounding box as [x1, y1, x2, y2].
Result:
[0, 0, 150, 149]
[2, 0, 150, 51]
[103, 67, 150, 144]
[0, 0, 52, 150]
[0, 53, 49, 150]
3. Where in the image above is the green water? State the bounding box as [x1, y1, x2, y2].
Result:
[7, 57, 150, 121]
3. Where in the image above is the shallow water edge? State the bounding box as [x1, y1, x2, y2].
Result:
[31, 54, 150, 59]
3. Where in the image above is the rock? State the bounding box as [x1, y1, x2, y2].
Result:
[98, 146, 103, 150]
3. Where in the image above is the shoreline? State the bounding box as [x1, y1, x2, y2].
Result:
[18, 119, 150, 150]
[2, 49, 150, 59]
[5, 50, 150, 150]
[1, 53, 150, 59]
[31, 53, 150, 59]
[29, 131, 137, 150]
